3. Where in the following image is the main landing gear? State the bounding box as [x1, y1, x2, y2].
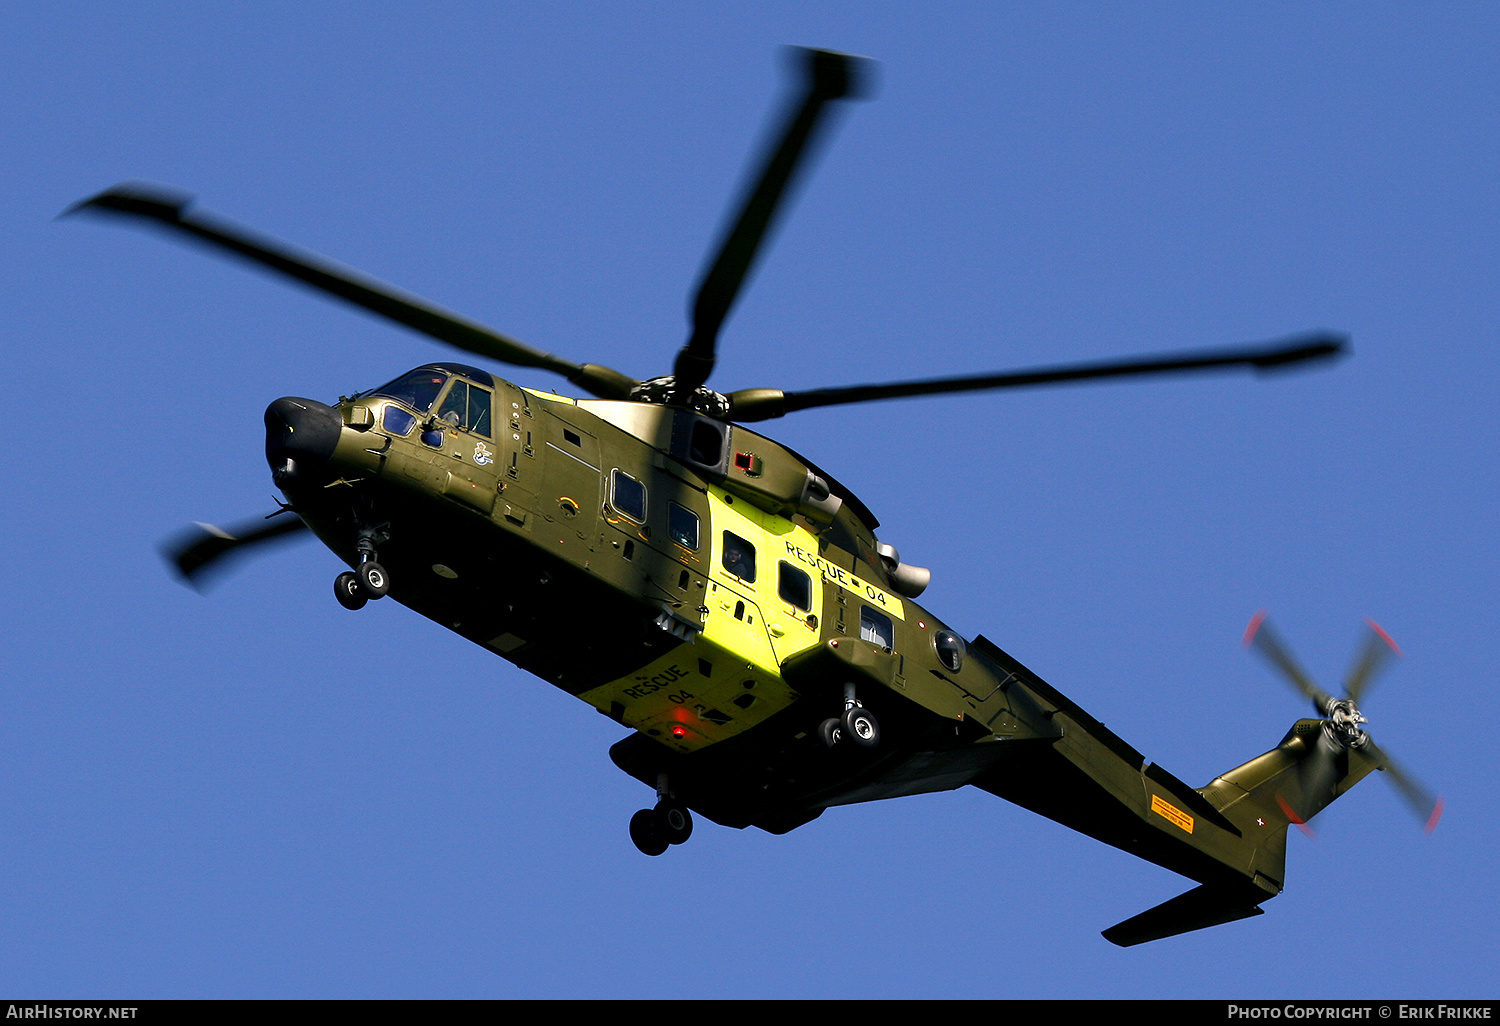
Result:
[629, 776, 694, 856]
[819, 683, 880, 750]
[333, 530, 391, 610]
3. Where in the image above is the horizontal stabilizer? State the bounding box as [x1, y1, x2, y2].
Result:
[1102, 884, 1265, 947]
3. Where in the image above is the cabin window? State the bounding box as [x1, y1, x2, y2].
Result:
[371, 369, 448, 413]
[860, 606, 894, 649]
[721, 531, 756, 582]
[669, 502, 699, 550]
[611, 470, 647, 523]
[934, 630, 966, 672]
[437, 380, 493, 437]
[778, 562, 812, 612]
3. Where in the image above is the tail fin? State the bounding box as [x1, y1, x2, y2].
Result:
[1102, 718, 1383, 946]
[1200, 717, 1384, 877]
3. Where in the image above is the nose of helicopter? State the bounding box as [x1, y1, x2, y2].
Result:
[265, 396, 342, 486]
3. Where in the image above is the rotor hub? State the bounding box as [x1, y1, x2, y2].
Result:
[627, 376, 731, 418]
[1323, 698, 1369, 749]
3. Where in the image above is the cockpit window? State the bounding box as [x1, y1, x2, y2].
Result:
[437, 380, 493, 437]
[370, 369, 448, 413]
[382, 406, 417, 436]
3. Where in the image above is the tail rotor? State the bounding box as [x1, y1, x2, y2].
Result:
[1243, 611, 1442, 834]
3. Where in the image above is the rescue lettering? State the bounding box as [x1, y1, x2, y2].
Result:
[622, 664, 690, 700]
[783, 540, 902, 617]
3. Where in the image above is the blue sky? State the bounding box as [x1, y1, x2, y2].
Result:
[3, 1, 1496, 999]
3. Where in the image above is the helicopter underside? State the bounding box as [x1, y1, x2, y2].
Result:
[286, 478, 687, 695]
[280, 466, 1016, 835]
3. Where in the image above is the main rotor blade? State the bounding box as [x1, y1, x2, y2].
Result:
[674, 48, 873, 395]
[1243, 610, 1336, 714]
[162, 513, 310, 590]
[65, 183, 638, 400]
[725, 332, 1346, 421]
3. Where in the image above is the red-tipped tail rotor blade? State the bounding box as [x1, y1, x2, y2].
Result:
[1343, 618, 1402, 705]
[1276, 794, 1316, 839]
[1363, 739, 1444, 833]
[1244, 610, 1334, 713]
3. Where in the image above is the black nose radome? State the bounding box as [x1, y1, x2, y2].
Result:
[265, 397, 342, 484]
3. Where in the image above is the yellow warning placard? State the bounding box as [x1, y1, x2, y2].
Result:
[1150, 794, 1195, 834]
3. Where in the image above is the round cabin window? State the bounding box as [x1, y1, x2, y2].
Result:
[934, 630, 965, 672]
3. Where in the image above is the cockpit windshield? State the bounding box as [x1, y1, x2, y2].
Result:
[368, 368, 449, 413]
[436, 378, 493, 437]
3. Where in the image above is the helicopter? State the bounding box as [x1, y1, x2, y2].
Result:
[65, 47, 1440, 946]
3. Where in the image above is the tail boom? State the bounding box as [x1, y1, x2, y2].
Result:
[967, 636, 1382, 945]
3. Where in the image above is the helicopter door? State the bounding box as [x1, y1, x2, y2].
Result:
[706, 529, 778, 673]
[766, 555, 822, 664]
[537, 409, 601, 546]
[432, 378, 499, 513]
[708, 527, 823, 668]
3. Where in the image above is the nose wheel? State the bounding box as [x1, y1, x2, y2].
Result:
[356, 560, 390, 598]
[334, 560, 391, 609]
[334, 528, 391, 610]
[334, 571, 367, 610]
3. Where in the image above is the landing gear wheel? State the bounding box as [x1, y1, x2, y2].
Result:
[842, 705, 880, 748]
[818, 716, 844, 750]
[653, 800, 693, 845]
[629, 808, 669, 856]
[357, 561, 390, 598]
[334, 571, 367, 610]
